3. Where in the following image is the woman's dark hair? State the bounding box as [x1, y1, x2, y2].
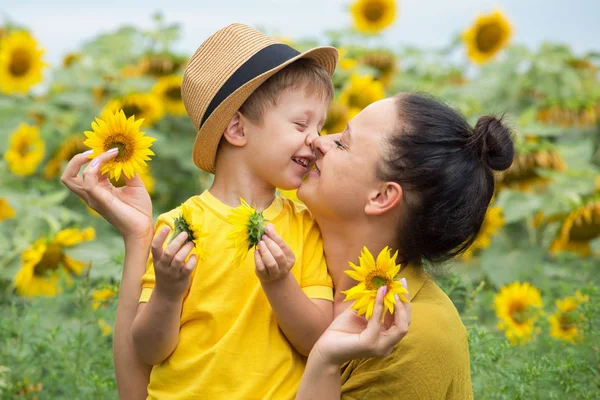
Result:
[378, 93, 514, 264]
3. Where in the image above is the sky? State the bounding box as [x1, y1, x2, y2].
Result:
[3, 0, 599, 65]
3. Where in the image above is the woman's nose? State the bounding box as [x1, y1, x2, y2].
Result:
[312, 133, 340, 155]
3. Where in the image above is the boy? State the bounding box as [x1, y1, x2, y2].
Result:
[131, 24, 338, 399]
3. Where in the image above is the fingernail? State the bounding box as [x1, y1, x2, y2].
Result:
[381, 286, 388, 296]
[91, 158, 99, 167]
[266, 224, 273, 232]
[108, 147, 119, 153]
[400, 278, 408, 290]
[82, 149, 93, 156]
[394, 293, 400, 302]
[161, 227, 170, 234]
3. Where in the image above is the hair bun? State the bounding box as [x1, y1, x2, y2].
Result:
[471, 116, 514, 171]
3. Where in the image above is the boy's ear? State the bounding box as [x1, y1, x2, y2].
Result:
[364, 182, 403, 216]
[222, 112, 247, 147]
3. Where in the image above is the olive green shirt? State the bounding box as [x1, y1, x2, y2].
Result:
[340, 266, 473, 399]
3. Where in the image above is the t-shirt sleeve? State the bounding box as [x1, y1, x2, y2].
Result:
[299, 214, 333, 302]
[139, 213, 176, 303]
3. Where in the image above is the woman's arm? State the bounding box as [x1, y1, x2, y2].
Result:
[297, 284, 411, 400]
[61, 150, 155, 399]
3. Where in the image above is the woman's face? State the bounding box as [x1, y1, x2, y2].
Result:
[298, 98, 397, 220]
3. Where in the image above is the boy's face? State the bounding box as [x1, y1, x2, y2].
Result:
[242, 87, 329, 190]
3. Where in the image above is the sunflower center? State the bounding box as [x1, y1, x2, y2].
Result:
[121, 104, 143, 119]
[364, 3, 385, 22]
[9, 48, 31, 77]
[347, 91, 371, 110]
[105, 134, 133, 161]
[365, 270, 390, 290]
[476, 23, 503, 53]
[165, 86, 182, 101]
[508, 302, 529, 325]
[569, 215, 600, 241]
[16, 139, 31, 157]
[558, 312, 577, 331]
[34, 243, 63, 276]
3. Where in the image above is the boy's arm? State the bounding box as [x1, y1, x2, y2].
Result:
[131, 227, 197, 365]
[255, 224, 333, 356]
[260, 275, 333, 356]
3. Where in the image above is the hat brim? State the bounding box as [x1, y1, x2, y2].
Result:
[192, 46, 338, 173]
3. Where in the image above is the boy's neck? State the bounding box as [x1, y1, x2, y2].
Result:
[209, 155, 277, 211]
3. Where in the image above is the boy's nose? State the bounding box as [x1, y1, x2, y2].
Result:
[305, 131, 319, 147]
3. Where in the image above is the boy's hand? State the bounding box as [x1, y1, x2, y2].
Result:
[254, 224, 296, 283]
[152, 228, 197, 300]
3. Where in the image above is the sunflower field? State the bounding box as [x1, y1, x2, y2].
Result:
[1, 2, 600, 398]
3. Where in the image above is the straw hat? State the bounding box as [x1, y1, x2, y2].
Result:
[181, 23, 338, 173]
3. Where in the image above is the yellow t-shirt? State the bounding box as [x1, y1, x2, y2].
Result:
[340, 266, 473, 399]
[140, 190, 333, 399]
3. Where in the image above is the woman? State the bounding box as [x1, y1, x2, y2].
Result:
[295, 93, 513, 398]
[62, 93, 513, 399]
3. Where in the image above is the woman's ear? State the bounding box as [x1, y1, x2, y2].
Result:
[222, 112, 247, 147]
[365, 182, 403, 216]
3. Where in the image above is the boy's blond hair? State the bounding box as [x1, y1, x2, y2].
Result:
[239, 58, 334, 124]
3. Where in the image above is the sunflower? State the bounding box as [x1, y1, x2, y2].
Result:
[227, 198, 268, 267]
[14, 227, 95, 297]
[351, 0, 397, 35]
[98, 319, 113, 336]
[43, 135, 87, 179]
[3, 123, 45, 177]
[322, 101, 350, 135]
[0, 198, 16, 221]
[550, 199, 600, 257]
[494, 281, 543, 345]
[139, 54, 187, 77]
[92, 286, 118, 309]
[101, 93, 164, 128]
[341, 246, 409, 321]
[170, 203, 209, 261]
[0, 31, 45, 94]
[496, 148, 566, 191]
[536, 105, 597, 128]
[339, 74, 386, 119]
[461, 207, 505, 260]
[360, 50, 397, 88]
[462, 10, 513, 65]
[152, 75, 185, 116]
[83, 109, 156, 181]
[109, 164, 156, 195]
[62, 52, 81, 68]
[549, 291, 589, 343]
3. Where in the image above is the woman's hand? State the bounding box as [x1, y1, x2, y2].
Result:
[61, 149, 154, 241]
[312, 283, 411, 366]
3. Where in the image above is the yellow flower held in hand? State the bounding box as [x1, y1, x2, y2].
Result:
[4, 123, 45, 177]
[494, 281, 542, 345]
[83, 109, 156, 181]
[170, 203, 209, 261]
[227, 199, 268, 267]
[341, 246, 408, 321]
[0, 31, 46, 94]
[351, 0, 397, 35]
[463, 9, 513, 65]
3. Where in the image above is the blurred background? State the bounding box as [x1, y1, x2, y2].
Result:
[0, 1, 599, 398]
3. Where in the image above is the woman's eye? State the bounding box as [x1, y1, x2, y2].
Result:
[334, 140, 344, 149]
